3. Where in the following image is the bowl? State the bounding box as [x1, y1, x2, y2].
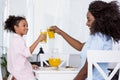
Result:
[48, 58, 61, 67]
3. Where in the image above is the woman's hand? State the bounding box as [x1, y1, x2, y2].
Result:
[50, 25, 63, 35]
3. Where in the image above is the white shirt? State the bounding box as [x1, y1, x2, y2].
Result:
[80, 32, 112, 80]
[7, 33, 35, 80]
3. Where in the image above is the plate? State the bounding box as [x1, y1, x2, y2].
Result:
[39, 67, 58, 70]
[58, 67, 76, 71]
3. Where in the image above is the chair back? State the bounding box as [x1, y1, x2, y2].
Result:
[39, 53, 70, 67]
[87, 50, 120, 80]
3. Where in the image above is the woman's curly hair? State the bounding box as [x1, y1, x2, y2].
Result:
[89, 0, 120, 42]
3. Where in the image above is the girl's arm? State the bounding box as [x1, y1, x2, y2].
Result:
[29, 34, 46, 53]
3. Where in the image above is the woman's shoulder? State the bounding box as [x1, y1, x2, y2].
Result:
[87, 32, 112, 45]
[90, 32, 111, 41]
[86, 32, 112, 50]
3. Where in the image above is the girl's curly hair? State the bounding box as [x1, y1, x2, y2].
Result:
[89, 0, 120, 42]
[4, 15, 26, 33]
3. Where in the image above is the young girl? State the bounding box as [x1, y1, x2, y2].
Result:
[4, 15, 46, 80]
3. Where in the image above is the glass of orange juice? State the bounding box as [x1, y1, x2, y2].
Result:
[47, 28, 55, 39]
[40, 29, 47, 43]
[48, 58, 61, 67]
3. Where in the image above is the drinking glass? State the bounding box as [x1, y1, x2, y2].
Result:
[40, 29, 47, 43]
[47, 28, 55, 39]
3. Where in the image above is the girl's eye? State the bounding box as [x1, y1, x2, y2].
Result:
[88, 20, 90, 22]
[23, 24, 27, 27]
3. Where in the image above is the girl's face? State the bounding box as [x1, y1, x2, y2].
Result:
[14, 20, 28, 36]
[86, 11, 95, 27]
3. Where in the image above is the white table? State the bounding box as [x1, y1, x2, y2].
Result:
[33, 67, 80, 80]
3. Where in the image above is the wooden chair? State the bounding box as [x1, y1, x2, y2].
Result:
[39, 53, 70, 67]
[87, 50, 120, 80]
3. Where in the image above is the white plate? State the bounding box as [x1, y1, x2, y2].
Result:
[58, 67, 76, 71]
[39, 67, 58, 70]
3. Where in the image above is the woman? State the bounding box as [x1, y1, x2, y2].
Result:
[4, 15, 46, 80]
[51, 0, 120, 80]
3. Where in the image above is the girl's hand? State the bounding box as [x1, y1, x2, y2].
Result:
[38, 34, 46, 42]
[32, 64, 39, 70]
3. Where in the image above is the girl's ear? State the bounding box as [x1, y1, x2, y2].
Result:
[14, 25, 18, 32]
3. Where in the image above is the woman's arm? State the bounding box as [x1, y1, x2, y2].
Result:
[74, 60, 88, 80]
[51, 26, 84, 51]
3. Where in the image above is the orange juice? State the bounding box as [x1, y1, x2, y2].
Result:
[47, 28, 55, 39]
[48, 58, 61, 67]
[40, 31, 47, 43]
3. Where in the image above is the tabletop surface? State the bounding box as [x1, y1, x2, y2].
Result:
[33, 67, 80, 74]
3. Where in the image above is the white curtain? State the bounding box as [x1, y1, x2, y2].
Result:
[27, 0, 120, 54]
[2, 0, 34, 54]
[2, 0, 120, 55]
[0, 0, 4, 56]
[0, 0, 8, 56]
[33, 0, 71, 53]
[32, 0, 90, 54]
[0, 0, 91, 54]
[25, 0, 34, 46]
